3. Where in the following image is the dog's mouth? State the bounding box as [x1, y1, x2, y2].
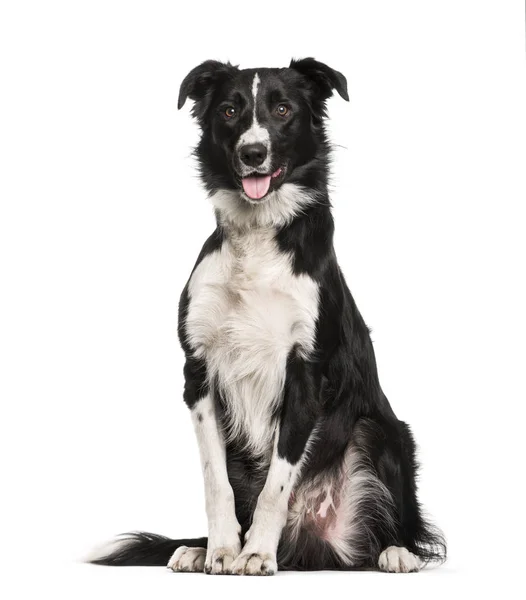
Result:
[241, 166, 285, 201]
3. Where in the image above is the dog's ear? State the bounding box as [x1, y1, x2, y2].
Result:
[289, 58, 349, 102]
[178, 60, 237, 122]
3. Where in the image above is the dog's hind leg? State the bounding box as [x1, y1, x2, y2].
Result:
[354, 417, 447, 569]
[280, 434, 398, 570]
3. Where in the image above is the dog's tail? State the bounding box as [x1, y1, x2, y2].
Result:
[85, 532, 208, 566]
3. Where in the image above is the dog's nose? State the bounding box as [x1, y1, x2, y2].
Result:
[239, 143, 268, 168]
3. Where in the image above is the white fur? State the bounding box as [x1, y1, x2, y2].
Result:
[378, 546, 422, 573]
[236, 73, 272, 176]
[252, 72, 260, 100]
[167, 546, 206, 572]
[190, 394, 242, 572]
[83, 536, 132, 563]
[211, 183, 319, 228]
[186, 227, 319, 456]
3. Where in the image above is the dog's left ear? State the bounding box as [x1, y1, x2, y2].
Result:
[178, 60, 238, 121]
[289, 58, 349, 102]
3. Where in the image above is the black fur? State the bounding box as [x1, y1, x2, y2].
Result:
[277, 348, 321, 464]
[89, 58, 446, 571]
[89, 532, 208, 566]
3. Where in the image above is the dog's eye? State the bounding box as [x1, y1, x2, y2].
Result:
[276, 104, 289, 116]
[224, 106, 236, 119]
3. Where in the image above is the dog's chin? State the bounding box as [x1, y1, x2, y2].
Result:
[238, 166, 287, 203]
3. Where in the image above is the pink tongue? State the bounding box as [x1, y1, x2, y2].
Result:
[242, 175, 271, 200]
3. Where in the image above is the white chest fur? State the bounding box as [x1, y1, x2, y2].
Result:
[186, 228, 319, 456]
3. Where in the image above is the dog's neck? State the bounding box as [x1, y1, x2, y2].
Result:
[210, 182, 330, 233]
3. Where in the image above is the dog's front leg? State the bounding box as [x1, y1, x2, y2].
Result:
[184, 357, 241, 574]
[231, 352, 320, 576]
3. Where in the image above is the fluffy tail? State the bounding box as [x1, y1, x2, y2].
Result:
[85, 532, 208, 566]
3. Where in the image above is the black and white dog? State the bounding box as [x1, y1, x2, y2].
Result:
[88, 58, 446, 575]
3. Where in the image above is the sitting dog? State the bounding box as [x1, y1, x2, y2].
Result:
[87, 58, 446, 575]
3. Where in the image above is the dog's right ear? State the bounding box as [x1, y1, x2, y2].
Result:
[178, 60, 237, 121]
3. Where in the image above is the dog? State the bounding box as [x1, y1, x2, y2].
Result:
[87, 58, 446, 575]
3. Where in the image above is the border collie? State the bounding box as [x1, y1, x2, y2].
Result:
[87, 58, 446, 575]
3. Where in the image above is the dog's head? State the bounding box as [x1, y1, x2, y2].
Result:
[178, 58, 348, 223]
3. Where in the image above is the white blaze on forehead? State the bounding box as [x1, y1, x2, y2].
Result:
[237, 72, 270, 152]
[252, 73, 260, 101]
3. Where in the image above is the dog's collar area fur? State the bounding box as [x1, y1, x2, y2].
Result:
[210, 183, 323, 230]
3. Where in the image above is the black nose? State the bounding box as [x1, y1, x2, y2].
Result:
[239, 143, 268, 167]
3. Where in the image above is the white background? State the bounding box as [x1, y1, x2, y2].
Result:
[1, 1, 525, 598]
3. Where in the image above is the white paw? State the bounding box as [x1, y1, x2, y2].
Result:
[378, 546, 422, 573]
[167, 546, 206, 572]
[204, 545, 241, 575]
[231, 552, 277, 576]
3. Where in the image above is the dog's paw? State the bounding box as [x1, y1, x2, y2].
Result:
[204, 546, 240, 575]
[378, 546, 422, 573]
[167, 546, 206, 572]
[231, 552, 277, 576]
